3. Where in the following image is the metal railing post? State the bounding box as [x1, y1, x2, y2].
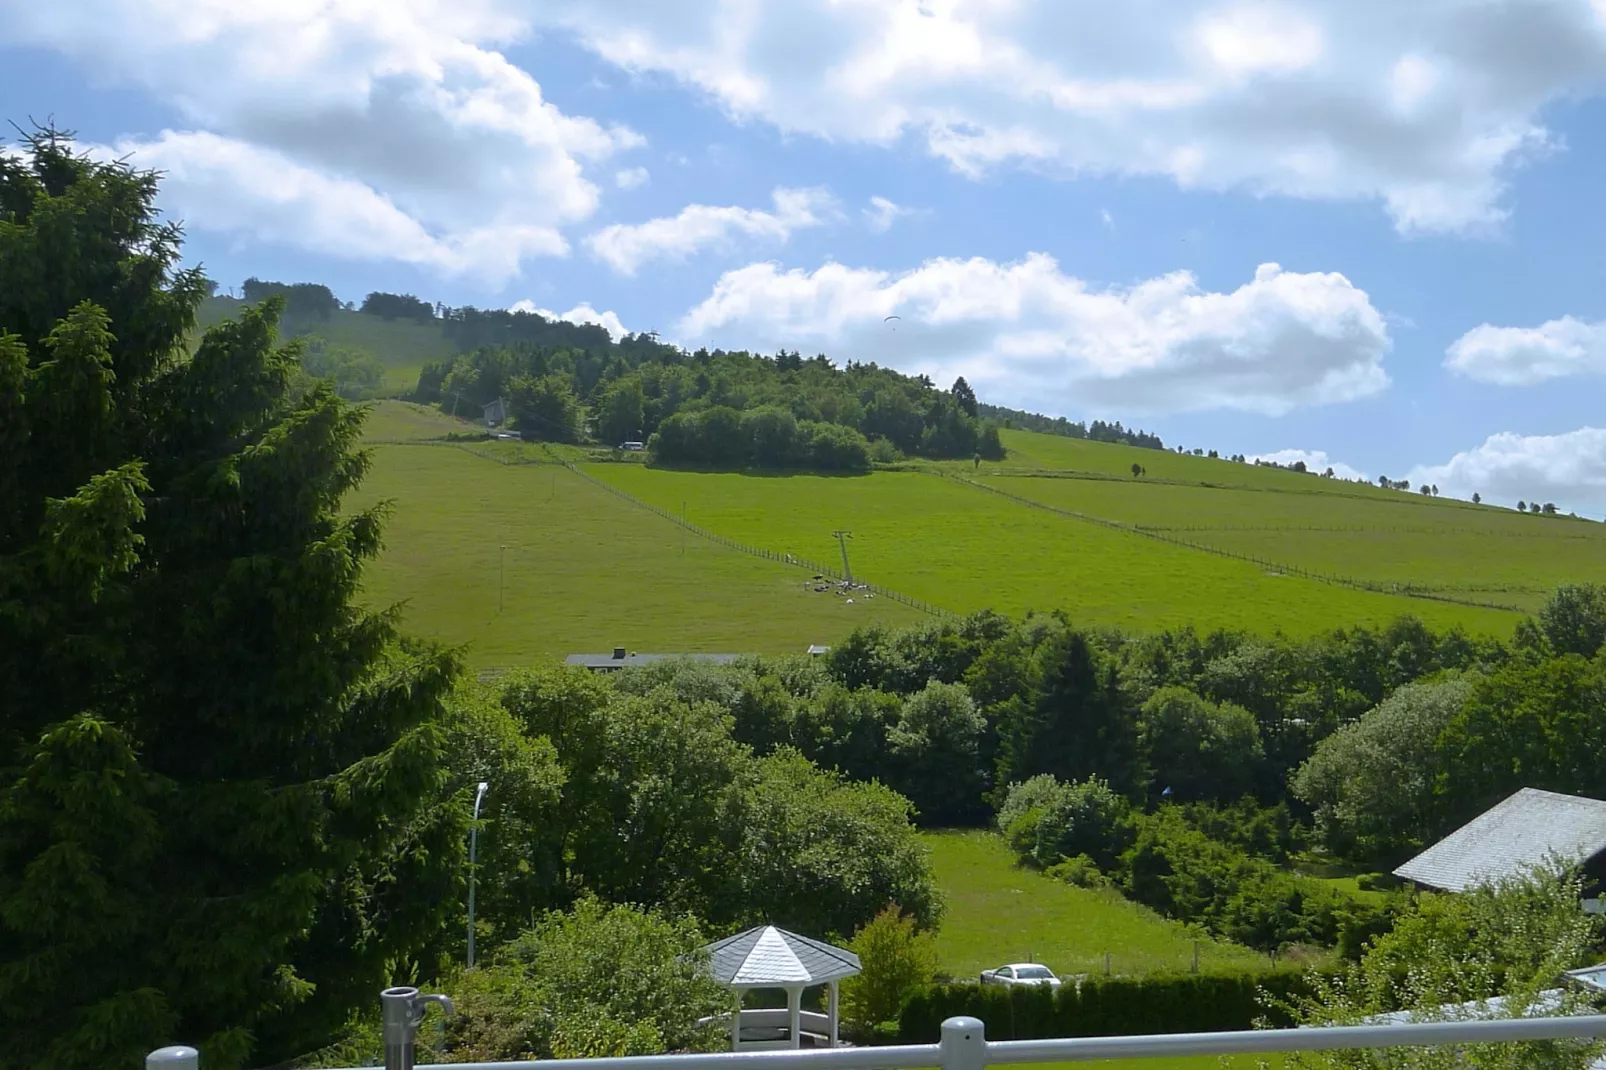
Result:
[382, 985, 455, 1070]
[941, 1016, 986, 1070]
[146, 1046, 199, 1069]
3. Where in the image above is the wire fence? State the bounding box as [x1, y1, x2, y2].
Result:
[546, 449, 953, 619]
[941, 472, 1526, 614]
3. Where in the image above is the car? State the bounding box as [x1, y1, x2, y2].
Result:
[979, 963, 1062, 988]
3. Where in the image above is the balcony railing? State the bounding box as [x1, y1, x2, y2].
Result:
[145, 986, 1606, 1070]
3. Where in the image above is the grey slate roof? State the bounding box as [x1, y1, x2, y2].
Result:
[705, 926, 861, 986]
[1393, 787, 1606, 892]
[564, 652, 744, 671]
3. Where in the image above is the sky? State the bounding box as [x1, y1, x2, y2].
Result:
[3, 1, 1606, 513]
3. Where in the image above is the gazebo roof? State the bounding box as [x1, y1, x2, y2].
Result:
[705, 925, 861, 987]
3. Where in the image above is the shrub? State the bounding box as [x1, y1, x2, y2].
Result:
[1044, 854, 1109, 889]
[840, 905, 942, 1037]
[996, 775, 1131, 870]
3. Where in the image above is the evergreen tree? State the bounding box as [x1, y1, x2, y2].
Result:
[950, 375, 978, 418]
[997, 631, 1141, 794]
[0, 127, 466, 1070]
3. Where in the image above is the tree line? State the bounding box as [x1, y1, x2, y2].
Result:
[413, 340, 1006, 468]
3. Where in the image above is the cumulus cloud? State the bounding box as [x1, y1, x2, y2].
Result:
[863, 195, 923, 232]
[1409, 427, 1606, 513]
[94, 131, 567, 277]
[1247, 449, 1367, 481]
[615, 166, 650, 189]
[510, 299, 629, 342]
[533, 0, 1606, 234]
[1445, 315, 1606, 385]
[0, 0, 642, 281]
[584, 187, 838, 275]
[677, 256, 1391, 417]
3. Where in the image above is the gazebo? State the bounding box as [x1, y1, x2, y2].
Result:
[703, 926, 861, 1050]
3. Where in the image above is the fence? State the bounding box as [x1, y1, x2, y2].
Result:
[940, 472, 1525, 614]
[145, 987, 1606, 1070]
[549, 450, 952, 619]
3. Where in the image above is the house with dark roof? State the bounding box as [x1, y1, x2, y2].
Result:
[564, 648, 744, 672]
[1393, 787, 1606, 907]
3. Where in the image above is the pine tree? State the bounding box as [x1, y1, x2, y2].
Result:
[0, 127, 467, 1069]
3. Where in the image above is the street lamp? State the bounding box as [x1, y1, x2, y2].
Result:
[467, 781, 489, 968]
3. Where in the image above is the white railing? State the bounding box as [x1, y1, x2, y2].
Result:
[145, 987, 1606, 1070]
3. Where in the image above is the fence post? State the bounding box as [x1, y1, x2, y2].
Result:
[147, 1047, 199, 1069]
[940, 1016, 986, 1070]
[382, 986, 454, 1070]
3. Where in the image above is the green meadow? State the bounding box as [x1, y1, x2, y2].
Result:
[922, 831, 1269, 981]
[585, 462, 1516, 636]
[347, 432, 923, 668]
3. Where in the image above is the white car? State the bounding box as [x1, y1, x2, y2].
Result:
[979, 963, 1062, 988]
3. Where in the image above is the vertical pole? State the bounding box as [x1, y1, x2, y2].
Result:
[467, 781, 488, 968]
[497, 545, 506, 615]
[829, 980, 839, 1048]
[731, 988, 744, 1051]
[788, 986, 802, 1050]
[383, 987, 419, 1070]
[940, 1016, 985, 1070]
[147, 1048, 199, 1069]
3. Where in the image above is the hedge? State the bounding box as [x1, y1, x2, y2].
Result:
[897, 970, 1326, 1042]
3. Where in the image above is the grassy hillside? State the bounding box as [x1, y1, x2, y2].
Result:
[197, 297, 451, 392]
[923, 830, 1267, 979]
[348, 415, 924, 668]
[584, 462, 1517, 635]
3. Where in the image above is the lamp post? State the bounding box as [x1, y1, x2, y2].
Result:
[467, 781, 489, 968]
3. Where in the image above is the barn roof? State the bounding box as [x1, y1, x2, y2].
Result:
[704, 926, 861, 987]
[1393, 787, 1606, 892]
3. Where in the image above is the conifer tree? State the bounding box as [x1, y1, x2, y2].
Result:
[0, 127, 466, 1070]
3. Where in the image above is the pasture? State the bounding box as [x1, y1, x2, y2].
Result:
[586, 462, 1515, 636]
[346, 435, 923, 669]
[197, 297, 452, 392]
[921, 830, 1267, 979]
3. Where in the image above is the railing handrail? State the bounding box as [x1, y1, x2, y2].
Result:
[149, 1010, 1606, 1070]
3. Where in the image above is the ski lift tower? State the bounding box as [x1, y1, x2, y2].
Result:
[831, 530, 854, 585]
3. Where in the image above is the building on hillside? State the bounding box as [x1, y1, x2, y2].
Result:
[805, 645, 830, 656]
[482, 396, 507, 427]
[1393, 787, 1606, 907]
[564, 648, 745, 673]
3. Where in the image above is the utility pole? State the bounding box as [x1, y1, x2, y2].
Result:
[832, 530, 854, 584]
[467, 781, 489, 967]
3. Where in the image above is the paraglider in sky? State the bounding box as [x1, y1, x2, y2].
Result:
[884, 314, 901, 331]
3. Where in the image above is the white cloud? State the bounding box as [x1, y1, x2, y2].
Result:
[1100, 208, 1116, 230]
[1445, 315, 1606, 385]
[94, 131, 566, 278]
[584, 187, 838, 275]
[677, 256, 1391, 417]
[615, 166, 650, 189]
[863, 195, 922, 232]
[533, 0, 1606, 234]
[510, 299, 629, 342]
[1409, 427, 1606, 514]
[0, 0, 642, 280]
[1247, 448, 1367, 481]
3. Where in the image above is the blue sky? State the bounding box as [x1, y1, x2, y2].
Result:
[4, 1, 1606, 511]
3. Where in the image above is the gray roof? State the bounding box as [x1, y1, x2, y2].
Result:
[705, 926, 861, 987]
[1393, 787, 1606, 892]
[564, 653, 744, 670]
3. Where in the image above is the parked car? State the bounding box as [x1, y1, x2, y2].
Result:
[979, 963, 1062, 988]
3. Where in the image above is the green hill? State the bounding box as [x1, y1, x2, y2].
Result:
[342, 401, 1606, 663]
[196, 296, 454, 392]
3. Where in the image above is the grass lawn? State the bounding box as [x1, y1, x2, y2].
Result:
[922, 830, 1269, 981]
[347, 443, 925, 669]
[983, 471, 1603, 614]
[587, 464, 1514, 636]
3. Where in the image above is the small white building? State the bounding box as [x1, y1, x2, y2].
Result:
[702, 926, 861, 1050]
